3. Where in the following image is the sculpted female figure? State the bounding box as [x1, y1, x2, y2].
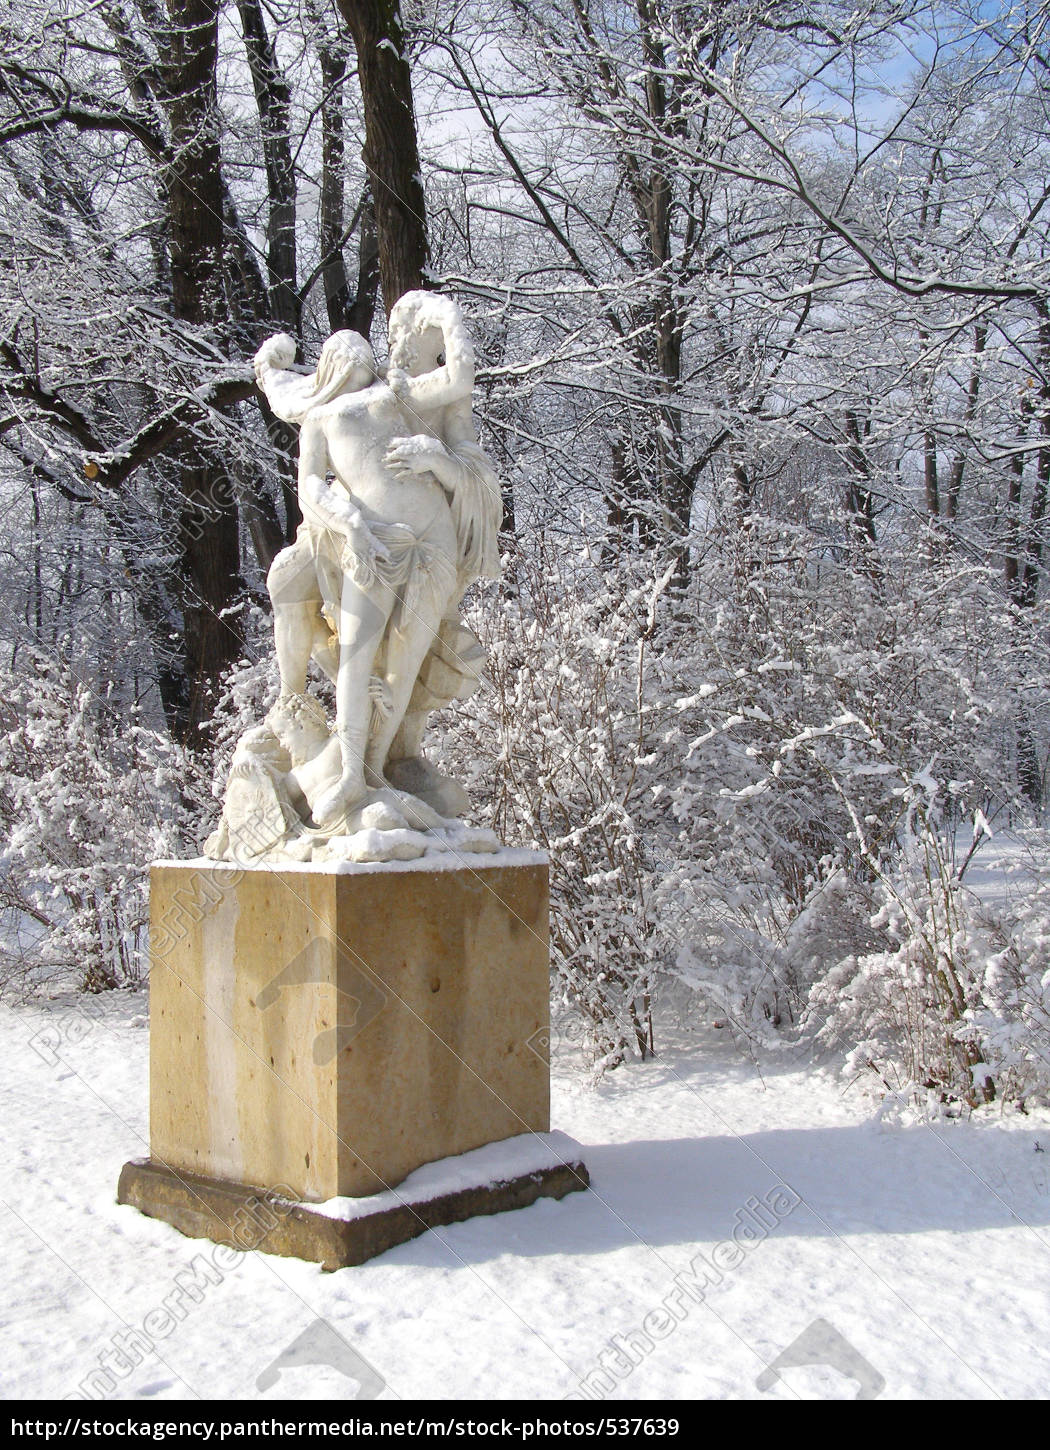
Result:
[253, 293, 501, 833]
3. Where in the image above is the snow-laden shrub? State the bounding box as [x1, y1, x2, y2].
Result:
[438, 541, 668, 1069]
[0, 652, 197, 993]
[440, 520, 1048, 1083]
[958, 873, 1050, 1109]
[205, 607, 281, 818]
[649, 521, 1046, 1042]
[805, 819, 1050, 1110]
[804, 817, 994, 1107]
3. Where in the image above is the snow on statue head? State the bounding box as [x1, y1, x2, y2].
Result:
[387, 292, 469, 380]
[207, 293, 503, 865]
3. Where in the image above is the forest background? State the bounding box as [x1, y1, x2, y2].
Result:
[2, 0, 1049, 1111]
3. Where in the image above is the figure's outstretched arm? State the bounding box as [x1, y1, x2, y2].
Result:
[253, 334, 318, 424]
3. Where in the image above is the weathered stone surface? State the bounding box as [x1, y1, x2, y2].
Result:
[117, 1140, 589, 1270]
[148, 856, 551, 1202]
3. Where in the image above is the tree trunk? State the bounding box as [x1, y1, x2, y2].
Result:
[163, 0, 226, 325]
[320, 38, 354, 333]
[349, 196, 381, 338]
[945, 323, 986, 523]
[319, 35, 381, 338]
[161, 0, 246, 746]
[924, 428, 940, 518]
[237, 0, 298, 331]
[334, 0, 427, 315]
[178, 465, 246, 740]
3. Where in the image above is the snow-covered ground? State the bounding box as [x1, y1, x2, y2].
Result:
[3, 991, 1049, 1402]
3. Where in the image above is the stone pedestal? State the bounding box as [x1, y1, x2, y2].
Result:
[119, 853, 587, 1263]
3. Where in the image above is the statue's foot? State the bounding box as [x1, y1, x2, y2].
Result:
[312, 773, 369, 828]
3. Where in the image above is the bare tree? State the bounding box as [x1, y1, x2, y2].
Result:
[335, 0, 427, 312]
[0, 0, 388, 744]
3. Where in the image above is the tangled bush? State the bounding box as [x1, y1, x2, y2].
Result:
[440, 519, 1050, 1101]
[0, 651, 197, 993]
[808, 820, 1050, 1110]
[646, 524, 1046, 1065]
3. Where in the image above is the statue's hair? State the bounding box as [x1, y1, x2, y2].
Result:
[267, 691, 330, 740]
[310, 331, 376, 405]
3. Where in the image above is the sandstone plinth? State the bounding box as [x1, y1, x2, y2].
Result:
[144, 854, 552, 1202]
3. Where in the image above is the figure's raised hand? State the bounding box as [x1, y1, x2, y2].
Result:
[253, 333, 296, 388]
[386, 366, 410, 401]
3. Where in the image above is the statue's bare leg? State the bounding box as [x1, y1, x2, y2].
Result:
[382, 608, 478, 817]
[365, 606, 443, 782]
[313, 581, 392, 827]
[268, 540, 325, 698]
[272, 604, 321, 697]
[311, 619, 339, 682]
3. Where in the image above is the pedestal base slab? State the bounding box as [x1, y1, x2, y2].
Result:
[118, 1132, 588, 1270]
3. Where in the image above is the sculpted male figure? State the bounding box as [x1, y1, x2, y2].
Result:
[254, 293, 501, 830]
